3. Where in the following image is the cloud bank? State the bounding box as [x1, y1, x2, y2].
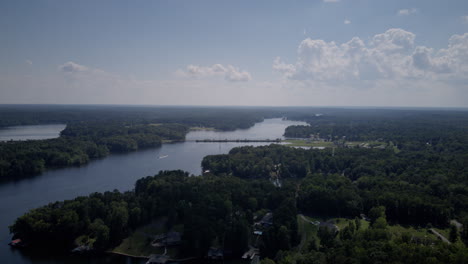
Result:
[182, 64, 252, 82]
[273, 28, 468, 84]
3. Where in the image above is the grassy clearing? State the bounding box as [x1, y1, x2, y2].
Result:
[111, 219, 183, 258]
[111, 229, 160, 257]
[387, 225, 438, 240]
[283, 140, 334, 148]
[331, 218, 369, 231]
[283, 140, 387, 149]
[297, 215, 318, 252]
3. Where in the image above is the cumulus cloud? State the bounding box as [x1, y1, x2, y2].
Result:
[59, 61, 89, 73]
[344, 19, 351, 25]
[397, 8, 417, 16]
[462, 16, 468, 24]
[273, 28, 468, 83]
[182, 64, 252, 82]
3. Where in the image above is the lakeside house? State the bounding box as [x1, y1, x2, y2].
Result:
[253, 230, 263, 236]
[207, 247, 224, 260]
[146, 254, 169, 264]
[360, 213, 371, 221]
[251, 255, 260, 264]
[257, 212, 273, 228]
[319, 221, 339, 233]
[151, 231, 182, 247]
[242, 247, 259, 260]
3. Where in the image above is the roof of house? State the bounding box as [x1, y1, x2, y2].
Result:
[146, 254, 169, 264]
[207, 247, 224, 257]
[319, 221, 339, 231]
[260, 212, 273, 225]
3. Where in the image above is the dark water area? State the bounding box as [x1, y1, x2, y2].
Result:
[0, 124, 66, 141]
[0, 118, 306, 263]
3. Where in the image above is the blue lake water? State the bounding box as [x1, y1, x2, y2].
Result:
[0, 124, 66, 141]
[0, 118, 306, 263]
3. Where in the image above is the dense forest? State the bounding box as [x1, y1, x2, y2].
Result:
[6, 107, 468, 263]
[10, 166, 468, 263]
[10, 170, 298, 258]
[0, 122, 189, 180]
[203, 144, 465, 226]
[0, 105, 275, 130]
[284, 109, 468, 153]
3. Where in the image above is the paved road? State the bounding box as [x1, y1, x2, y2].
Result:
[430, 228, 451, 244]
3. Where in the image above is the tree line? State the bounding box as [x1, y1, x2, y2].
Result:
[202, 143, 467, 227]
[10, 170, 299, 258]
[0, 123, 188, 180]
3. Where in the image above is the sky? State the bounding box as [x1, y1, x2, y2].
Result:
[1, 0, 468, 107]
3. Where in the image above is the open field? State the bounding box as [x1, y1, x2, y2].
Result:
[282, 140, 334, 148]
[111, 220, 183, 258]
[282, 139, 388, 149]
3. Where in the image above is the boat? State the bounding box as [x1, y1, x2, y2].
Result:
[9, 239, 25, 247]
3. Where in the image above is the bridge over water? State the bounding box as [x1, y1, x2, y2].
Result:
[192, 139, 283, 143]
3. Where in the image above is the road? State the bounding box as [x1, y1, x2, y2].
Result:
[430, 228, 451, 244]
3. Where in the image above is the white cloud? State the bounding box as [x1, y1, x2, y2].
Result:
[1, 61, 272, 105]
[344, 20, 351, 25]
[273, 57, 296, 78]
[397, 8, 417, 16]
[371, 28, 415, 52]
[59, 61, 89, 73]
[462, 16, 468, 24]
[182, 64, 252, 82]
[273, 28, 468, 84]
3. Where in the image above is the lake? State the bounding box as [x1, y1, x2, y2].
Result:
[0, 118, 306, 263]
[0, 124, 66, 141]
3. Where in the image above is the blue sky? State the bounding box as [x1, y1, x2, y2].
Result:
[1, 0, 468, 106]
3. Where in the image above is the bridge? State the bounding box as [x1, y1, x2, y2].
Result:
[193, 139, 282, 143]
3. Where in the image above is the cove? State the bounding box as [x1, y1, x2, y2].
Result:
[0, 118, 306, 263]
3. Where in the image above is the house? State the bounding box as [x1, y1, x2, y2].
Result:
[253, 230, 263, 236]
[450, 219, 463, 230]
[319, 221, 339, 233]
[146, 254, 169, 264]
[360, 213, 370, 221]
[71, 245, 92, 253]
[242, 247, 259, 259]
[152, 231, 182, 247]
[251, 255, 260, 264]
[259, 212, 273, 227]
[207, 247, 224, 260]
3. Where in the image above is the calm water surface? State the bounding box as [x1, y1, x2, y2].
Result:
[0, 124, 66, 141]
[0, 118, 306, 263]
